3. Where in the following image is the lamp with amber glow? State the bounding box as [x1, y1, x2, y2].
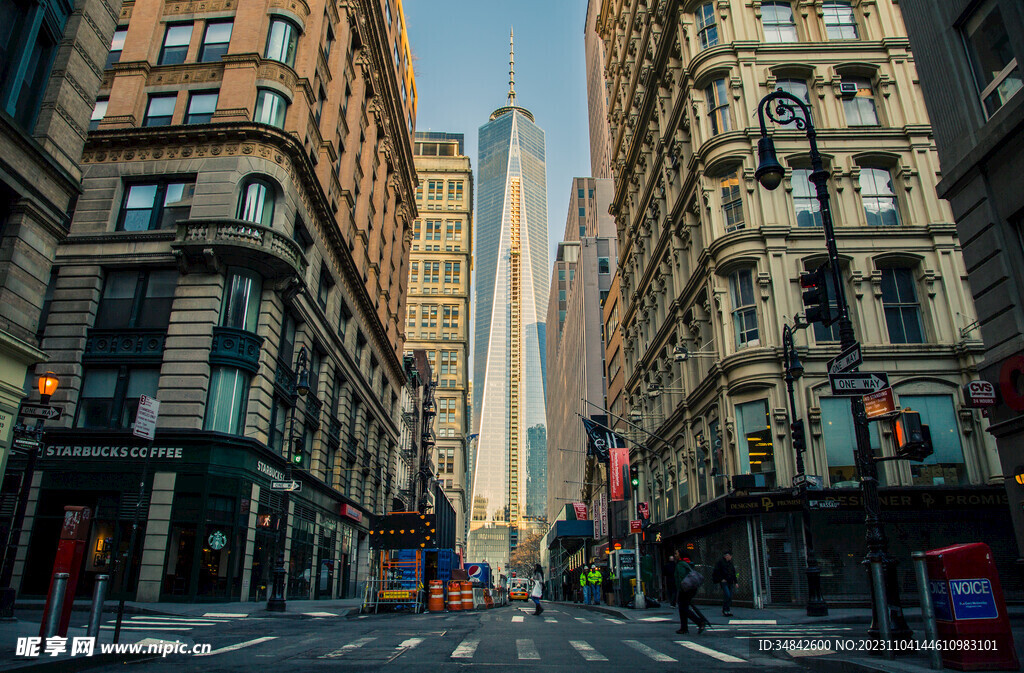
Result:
[38, 372, 58, 405]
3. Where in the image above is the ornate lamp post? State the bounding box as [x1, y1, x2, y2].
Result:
[755, 91, 909, 637]
[782, 324, 828, 616]
[267, 346, 309, 612]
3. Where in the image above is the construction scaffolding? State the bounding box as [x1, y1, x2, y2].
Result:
[361, 548, 425, 614]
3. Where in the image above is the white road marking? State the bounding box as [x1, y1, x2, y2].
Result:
[677, 640, 746, 663]
[202, 612, 248, 618]
[574, 617, 591, 623]
[605, 618, 623, 623]
[303, 611, 338, 617]
[115, 620, 219, 627]
[100, 626, 193, 631]
[451, 638, 480, 659]
[321, 637, 377, 658]
[623, 639, 677, 662]
[544, 617, 557, 623]
[512, 615, 524, 623]
[638, 616, 672, 622]
[398, 637, 424, 650]
[516, 639, 540, 660]
[788, 648, 834, 658]
[570, 640, 608, 662]
[132, 615, 230, 622]
[729, 619, 777, 625]
[196, 637, 277, 658]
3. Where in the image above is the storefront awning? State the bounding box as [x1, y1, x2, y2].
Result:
[545, 519, 594, 549]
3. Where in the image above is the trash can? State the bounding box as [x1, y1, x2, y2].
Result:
[925, 542, 1019, 671]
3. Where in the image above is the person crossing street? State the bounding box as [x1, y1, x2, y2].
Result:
[674, 552, 707, 635]
[531, 563, 545, 616]
[588, 564, 602, 605]
[712, 551, 738, 616]
[579, 567, 589, 604]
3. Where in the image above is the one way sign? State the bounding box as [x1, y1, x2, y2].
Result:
[829, 372, 889, 396]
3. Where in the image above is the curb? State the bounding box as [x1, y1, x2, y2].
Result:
[549, 601, 630, 620]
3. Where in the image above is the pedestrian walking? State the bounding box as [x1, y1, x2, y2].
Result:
[601, 565, 614, 606]
[662, 552, 677, 606]
[531, 564, 544, 616]
[712, 550, 738, 616]
[588, 564, 602, 605]
[674, 552, 706, 635]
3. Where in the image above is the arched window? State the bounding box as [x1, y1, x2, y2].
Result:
[762, 2, 797, 43]
[237, 177, 275, 227]
[254, 89, 288, 128]
[264, 17, 299, 66]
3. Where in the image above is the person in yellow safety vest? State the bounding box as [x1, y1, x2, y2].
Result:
[588, 565, 603, 605]
[579, 568, 589, 604]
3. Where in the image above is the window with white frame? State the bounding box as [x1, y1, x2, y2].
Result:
[859, 167, 900, 227]
[776, 78, 810, 105]
[823, 1, 858, 40]
[962, 0, 1022, 117]
[880, 267, 924, 344]
[695, 3, 718, 50]
[762, 2, 797, 43]
[842, 77, 879, 126]
[792, 168, 823, 228]
[720, 171, 744, 232]
[706, 78, 730, 134]
[729, 269, 758, 347]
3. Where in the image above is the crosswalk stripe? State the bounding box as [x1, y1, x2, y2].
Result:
[196, 637, 276, 658]
[202, 612, 247, 618]
[623, 639, 677, 662]
[100, 626, 193, 631]
[121, 619, 220, 626]
[131, 616, 230, 622]
[321, 636, 376, 658]
[544, 617, 557, 623]
[639, 616, 672, 622]
[302, 612, 337, 618]
[570, 640, 608, 662]
[605, 618, 623, 623]
[677, 640, 746, 663]
[729, 619, 777, 625]
[574, 617, 591, 623]
[398, 638, 423, 650]
[516, 639, 540, 660]
[451, 638, 479, 659]
[512, 615, 524, 623]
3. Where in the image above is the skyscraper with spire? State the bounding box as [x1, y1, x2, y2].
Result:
[469, 29, 549, 570]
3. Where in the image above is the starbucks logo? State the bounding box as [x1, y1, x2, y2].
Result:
[208, 530, 227, 550]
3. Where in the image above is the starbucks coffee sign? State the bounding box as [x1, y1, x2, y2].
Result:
[45, 445, 184, 459]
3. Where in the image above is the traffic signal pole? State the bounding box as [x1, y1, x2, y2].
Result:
[756, 90, 910, 639]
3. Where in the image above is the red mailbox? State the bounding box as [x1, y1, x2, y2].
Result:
[925, 542, 1019, 670]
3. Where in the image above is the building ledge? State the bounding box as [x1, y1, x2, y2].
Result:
[171, 218, 307, 286]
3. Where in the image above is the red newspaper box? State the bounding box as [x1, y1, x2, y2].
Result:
[925, 542, 1019, 670]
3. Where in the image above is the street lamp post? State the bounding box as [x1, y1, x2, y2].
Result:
[782, 324, 828, 617]
[267, 346, 310, 612]
[756, 90, 910, 637]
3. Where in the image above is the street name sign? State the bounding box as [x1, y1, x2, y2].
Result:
[863, 387, 897, 419]
[19, 404, 61, 420]
[12, 437, 40, 451]
[829, 371, 889, 396]
[828, 342, 863, 374]
[271, 480, 302, 492]
[132, 395, 160, 440]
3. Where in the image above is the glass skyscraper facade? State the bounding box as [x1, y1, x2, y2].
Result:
[469, 97, 549, 568]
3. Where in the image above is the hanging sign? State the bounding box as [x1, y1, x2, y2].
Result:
[610, 447, 629, 501]
[572, 502, 588, 520]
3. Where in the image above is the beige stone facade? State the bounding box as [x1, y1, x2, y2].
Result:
[594, 0, 1014, 603]
[405, 132, 472, 554]
[13, 0, 419, 604]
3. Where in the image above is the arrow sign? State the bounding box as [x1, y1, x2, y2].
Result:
[271, 480, 302, 492]
[19, 404, 61, 420]
[829, 371, 889, 396]
[828, 342, 863, 375]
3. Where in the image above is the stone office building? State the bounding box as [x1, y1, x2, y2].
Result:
[8, 0, 419, 603]
[593, 0, 1015, 605]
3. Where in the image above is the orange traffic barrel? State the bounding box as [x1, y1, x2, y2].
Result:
[447, 580, 462, 611]
[461, 581, 474, 610]
[428, 580, 445, 612]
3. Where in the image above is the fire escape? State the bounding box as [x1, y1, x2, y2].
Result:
[417, 379, 437, 513]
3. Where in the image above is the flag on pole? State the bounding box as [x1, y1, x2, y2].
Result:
[581, 416, 627, 463]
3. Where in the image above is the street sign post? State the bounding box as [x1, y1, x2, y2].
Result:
[132, 395, 160, 440]
[271, 480, 302, 492]
[829, 371, 889, 396]
[828, 342, 863, 374]
[12, 437, 40, 451]
[864, 387, 897, 419]
[18, 404, 61, 421]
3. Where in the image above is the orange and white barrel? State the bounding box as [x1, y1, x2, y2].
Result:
[428, 580, 445, 612]
[447, 580, 462, 611]
[461, 581, 474, 610]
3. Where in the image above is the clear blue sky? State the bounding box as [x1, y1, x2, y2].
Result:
[403, 0, 591, 261]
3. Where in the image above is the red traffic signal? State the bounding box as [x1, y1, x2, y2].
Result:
[894, 409, 934, 461]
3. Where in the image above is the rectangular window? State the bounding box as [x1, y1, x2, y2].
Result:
[762, 2, 797, 42]
[221, 269, 262, 333]
[75, 367, 160, 430]
[792, 169, 822, 228]
[89, 98, 108, 131]
[448, 181, 463, 201]
[962, 0, 1022, 117]
[254, 88, 287, 128]
[269, 395, 289, 455]
[339, 301, 351, 337]
[159, 23, 193, 65]
[598, 257, 610, 274]
[881, 267, 924, 344]
[580, 225, 587, 237]
[118, 178, 195, 231]
[842, 78, 878, 126]
[318, 267, 332, 309]
[899, 394, 967, 486]
[696, 3, 718, 50]
[776, 78, 809, 105]
[730, 269, 758, 347]
[720, 171, 744, 232]
[706, 79, 730, 134]
[821, 397, 884, 487]
[279, 312, 297, 366]
[265, 18, 298, 66]
[204, 366, 250, 434]
[105, 27, 127, 69]
[143, 94, 177, 127]
[199, 20, 232, 62]
[578, 207, 586, 217]
[95, 269, 178, 330]
[185, 90, 218, 124]
[428, 181, 443, 201]
[860, 167, 900, 226]
[735, 399, 774, 488]
[823, 1, 858, 40]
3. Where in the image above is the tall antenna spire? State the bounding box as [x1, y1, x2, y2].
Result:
[507, 27, 516, 106]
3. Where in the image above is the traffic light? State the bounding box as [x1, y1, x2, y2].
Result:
[291, 437, 306, 465]
[800, 265, 835, 326]
[894, 409, 934, 461]
[791, 419, 806, 454]
[630, 465, 639, 489]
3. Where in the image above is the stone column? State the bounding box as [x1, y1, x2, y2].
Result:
[136, 472, 176, 602]
[240, 483, 259, 601]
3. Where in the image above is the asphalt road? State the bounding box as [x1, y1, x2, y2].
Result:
[69, 602, 858, 672]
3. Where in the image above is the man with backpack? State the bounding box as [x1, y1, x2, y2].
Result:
[712, 550, 738, 616]
[674, 552, 706, 635]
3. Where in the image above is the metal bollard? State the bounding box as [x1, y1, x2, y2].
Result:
[86, 575, 110, 639]
[42, 573, 69, 639]
[912, 552, 943, 670]
[869, 559, 894, 659]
